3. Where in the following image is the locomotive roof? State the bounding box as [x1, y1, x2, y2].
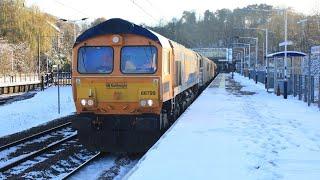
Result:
[74, 18, 170, 48]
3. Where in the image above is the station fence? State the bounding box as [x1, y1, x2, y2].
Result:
[236, 59, 320, 110]
[41, 72, 72, 87]
[0, 72, 71, 95]
[0, 73, 39, 85]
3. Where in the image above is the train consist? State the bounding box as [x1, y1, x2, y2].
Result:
[72, 18, 217, 152]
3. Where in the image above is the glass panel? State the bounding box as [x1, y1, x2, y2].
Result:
[163, 50, 170, 75]
[121, 46, 157, 74]
[78, 46, 113, 74]
[175, 61, 181, 86]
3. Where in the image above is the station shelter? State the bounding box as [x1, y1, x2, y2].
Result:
[266, 51, 307, 94]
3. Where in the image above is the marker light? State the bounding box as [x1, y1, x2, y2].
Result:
[76, 78, 81, 85]
[112, 36, 120, 43]
[80, 99, 87, 106]
[87, 99, 94, 106]
[140, 100, 147, 107]
[147, 99, 153, 106]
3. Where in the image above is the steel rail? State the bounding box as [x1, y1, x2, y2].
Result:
[0, 134, 76, 173]
[0, 122, 72, 151]
[61, 152, 102, 180]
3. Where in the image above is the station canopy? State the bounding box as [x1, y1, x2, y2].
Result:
[266, 51, 307, 58]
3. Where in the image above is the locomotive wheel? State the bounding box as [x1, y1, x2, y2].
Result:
[174, 103, 181, 121]
[182, 101, 187, 113]
[161, 110, 169, 131]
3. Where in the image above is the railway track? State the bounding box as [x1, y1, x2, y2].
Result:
[0, 122, 76, 173]
[0, 135, 100, 179]
[0, 119, 138, 179]
[0, 134, 77, 172]
[0, 120, 102, 179]
[61, 152, 102, 179]
[0, 122, 72, 151]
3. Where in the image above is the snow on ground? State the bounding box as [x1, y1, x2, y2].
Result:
[0, 80, 40, 87]
[0, 87, 75, 137]
[70, 156, 117, 180]
[70, 155, 139, 180]
[127, 73, 320, 180]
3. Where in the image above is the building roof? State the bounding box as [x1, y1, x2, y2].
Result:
[266, 51, 307, 58]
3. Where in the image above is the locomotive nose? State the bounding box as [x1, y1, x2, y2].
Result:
[74, 77, 161, 115]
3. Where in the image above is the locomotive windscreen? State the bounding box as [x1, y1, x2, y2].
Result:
[77, 46, 114, 74]
[120, 46, 157, 74]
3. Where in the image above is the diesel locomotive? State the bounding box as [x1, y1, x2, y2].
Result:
[72, 18, 216, 152]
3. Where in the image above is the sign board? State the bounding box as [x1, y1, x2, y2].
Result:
[218, 59, 228, 62]
[227, 48, 233, 62]
[193, 48, 227, 59]
[279, 40, 293, 47]
[311, 46, 320, 55]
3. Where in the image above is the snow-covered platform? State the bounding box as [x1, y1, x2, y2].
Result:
[127, 73, 320, 180]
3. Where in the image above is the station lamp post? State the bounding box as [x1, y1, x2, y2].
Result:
[241, 8, 289, 96]
[296, 18, 319, 51]
[37, 22, 62, 75]
[297, 18, 316, 106]
[233, 47, 246, 75]
[235, 52, 242, 73]
[284, 9, 288, 99]
[233, 51, 242, 74]
[59, 18, 88, 42]
[242, 27, 270, 89]
[232, 43, 251, 77]
[238, 36, 259, 83]
[266, 8, 289, 98]
[59, 17, 88, 72]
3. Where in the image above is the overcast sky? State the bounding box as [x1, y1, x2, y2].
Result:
[26, 0, 320, 26]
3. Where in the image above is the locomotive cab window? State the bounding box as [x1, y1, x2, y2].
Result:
[200, 58, 203, 67]
[163, 50, 170, 75]
[78, 46, 113, 74]
[121, 46, 157, 74]
[175, 61, 182, 86]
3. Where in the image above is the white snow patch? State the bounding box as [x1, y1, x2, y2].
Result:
[128, 73, 320, 180]
[0, 86, 75, 137]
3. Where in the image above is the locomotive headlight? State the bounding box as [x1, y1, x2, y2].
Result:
[140, 100, 147, 107]
[87, 99, 94, 106]
[147, 99, 153, 106]
[80, 99, 87, 106]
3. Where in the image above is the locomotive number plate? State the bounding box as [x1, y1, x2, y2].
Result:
[140, 90, 156, 95]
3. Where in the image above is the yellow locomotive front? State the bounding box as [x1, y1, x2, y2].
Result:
[74, 39, 162, 116]
[72, 19, 166, 152]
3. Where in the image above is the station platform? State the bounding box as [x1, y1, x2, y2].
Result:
[127, 73, 320, 180]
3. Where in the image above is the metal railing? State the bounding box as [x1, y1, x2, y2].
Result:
[0, 73, 39, 86]
[0, 72, 71, 95]
[236, 67, 320, 110]
[41, 72, 72, 87]
[292, 74, 320, 108]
